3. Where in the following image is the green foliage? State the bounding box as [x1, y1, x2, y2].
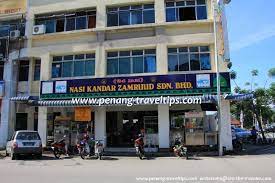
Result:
[268, 68, 275, 78]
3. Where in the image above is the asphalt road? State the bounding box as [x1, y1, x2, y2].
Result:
[0, 146, 275, 183]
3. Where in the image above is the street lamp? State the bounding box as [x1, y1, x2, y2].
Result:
[213, 0, 231, 156]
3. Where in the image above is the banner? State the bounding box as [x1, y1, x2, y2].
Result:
[0, 0, 27, 15]
[74, 107, 92, 122]
[40, 73, 231, 100]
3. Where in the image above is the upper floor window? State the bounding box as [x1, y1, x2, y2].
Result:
[107, 49, 156, 75]
[107, 4, 155, 27]
[0, 21, 25, 38]
[168, 46, 211, 72]
[166, 0, 207, 22]
[34, 59, 41, 81]
[52, 53, 95, 78]
[35, 10, 96, 34]
[19, 61, 29, 81]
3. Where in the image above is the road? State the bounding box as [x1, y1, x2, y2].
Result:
[0, 147, 275, 183]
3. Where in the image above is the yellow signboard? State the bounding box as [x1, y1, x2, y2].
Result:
[0, 0, 26, 15]
[74, 107, 92, 122]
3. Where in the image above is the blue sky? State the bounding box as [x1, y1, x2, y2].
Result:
[226, 0, 275, 90]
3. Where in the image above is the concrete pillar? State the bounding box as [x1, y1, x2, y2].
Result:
[156, 27, 168, 75]
[38, 107, 47, 147]
[155, 0, 165, 24]
[94, 107, 106, 147]
[0, 54, 18, 147]
[220, 99, 233, 151]
[96, 1, 106, 28]
[158, 104, 170, 150]
[95, 32, 106, 77]
[28, 58, 34, 95]
[37, 54, 51, 147]
[27, 107, 34, 131]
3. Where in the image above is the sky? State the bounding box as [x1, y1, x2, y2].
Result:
[225, 0, 275, 90]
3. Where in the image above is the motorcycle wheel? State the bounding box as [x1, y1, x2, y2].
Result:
[53, 149, 61, 159]
[80, 150, 87, 160]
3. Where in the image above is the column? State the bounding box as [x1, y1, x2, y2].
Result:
[0, 54, 18, 147]
[220, 99, 233, 151]
[27, 107, 34, 131]
[38, 54, 51, 147]
[38, 107, 47, 147]
[96, 2, 106, 28]
[94, 107, 106, 147]
[95, 32, 106, 77]
[28, 58, 35, 95]
[156, 27, 168, 74]
[158, 104, 170, 150]
[155, 0, 166, 24]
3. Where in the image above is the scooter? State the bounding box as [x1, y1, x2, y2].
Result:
[173, 138, 188, 159]
[94, 140, 104, 160]
[232, 138, 243, 153]
[78, 139, 104, 160]
[135, 145, 145, 160]
[51, 138, 67, 159]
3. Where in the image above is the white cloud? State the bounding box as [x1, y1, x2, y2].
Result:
[230, 25, 275, 51]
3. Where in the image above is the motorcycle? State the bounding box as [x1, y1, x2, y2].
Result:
[232, 138, 243, 153]
[173, 138, 188, 159]
[51, 138, 67, 159]
[135, 145, 145, 160]
[94, 140, 104, 160]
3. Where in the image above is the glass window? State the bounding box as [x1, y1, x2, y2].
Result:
[56, 19, 65, 32]
[107, 58, 118, 75]
[179, 7, 196, 21]
[133, 57, 144, 73]
[88, 15, 96, 28]
[197, 6, 207, 20]
[168, 46, 211, 72]
[74, 60, 85, 76]
[34, 60, 41, 81]
[85, 60, 95, 75]
[107, 12, 118, 26]
[66, 17, 76, 31]
[62, 62, 73, 77]
[19, 61, 29, 81]
[131, 9, 142, 24]
[144, 56, 156, 73]
[143, 10, 155, 23]
[166, 8, 176, 22]
[190, 54, 200, 71]
[119, 57, 131, 74]
[45, 19, 55, 33]
[119, 11, 130, 25]
[52, 63, 61, 78]
[197, 0, 206, 5]
[168, 55, 178, 72]
[178, 54, 189, 71]
[76, 16, 87, 30]
[200, 53, 211, 70]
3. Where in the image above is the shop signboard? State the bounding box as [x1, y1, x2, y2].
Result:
[40, 72, 231, 100]
[0, 0, 27, 15]
[185, 112, 204, 118]
[74, 107, 92, 122]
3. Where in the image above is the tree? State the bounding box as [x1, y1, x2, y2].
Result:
[251, 69, 258, 91]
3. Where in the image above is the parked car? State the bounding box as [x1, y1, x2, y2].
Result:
[6, 130, 42, 160]
[232, 127, 251, 139]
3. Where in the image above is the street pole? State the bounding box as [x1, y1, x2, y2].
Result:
[212, 0, 223, 156]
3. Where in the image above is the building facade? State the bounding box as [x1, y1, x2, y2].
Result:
[0, 0, 233, 152]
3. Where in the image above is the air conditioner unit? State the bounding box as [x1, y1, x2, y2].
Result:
[33, 25, 46, 35]
[10, 30, 20, 39]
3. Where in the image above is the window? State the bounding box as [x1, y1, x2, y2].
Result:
[107, 4, 155, 27]
[52, 53, 95, 78]
[34, 59, 41, 81]
[166, 0, 207, 22]
[35, 9, 96, 34]
[0, 62, 4, 80]
[0, 21, 25, 37]
[19, 61, 29, 81]
[107, 49, 156, 75]
[168, 46, 211, 72]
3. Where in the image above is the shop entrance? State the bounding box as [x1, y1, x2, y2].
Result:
[106, 111, 158, 147]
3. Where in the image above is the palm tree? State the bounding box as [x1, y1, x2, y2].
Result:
[251, 69, 259, 91]
[264, 68, 275, 88]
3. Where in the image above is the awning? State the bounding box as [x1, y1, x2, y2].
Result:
[37, 95, 218, 107]
[224, 93, 254, 101]
[10, 96, 33, 101]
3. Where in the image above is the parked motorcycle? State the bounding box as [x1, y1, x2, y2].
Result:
[173, 138, 188, 159]
[51, 138, 67, 159]
[232, 138, 243, 153]
[135, 145, 145, 160]
[94, 140, 104, 160]
[77, 138, 104, 160]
